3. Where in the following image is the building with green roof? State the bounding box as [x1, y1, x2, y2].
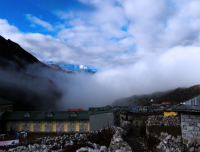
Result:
[3, 111, 90, 133]
[1, 105, 122, 133]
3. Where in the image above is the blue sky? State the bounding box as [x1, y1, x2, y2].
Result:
[0, 0, 133, 69]
[1, 0, 200, 97]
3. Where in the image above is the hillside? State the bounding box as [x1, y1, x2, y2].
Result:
[152, 85, 200, 105]
[112, 85, 200, 106]
[0, 36, 62, 111]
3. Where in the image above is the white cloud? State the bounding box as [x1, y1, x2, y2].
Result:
[26, 14, 54, 31]
[1, 0, 200, 107]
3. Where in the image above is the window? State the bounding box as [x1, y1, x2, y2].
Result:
[24, 112, 30, 117]
[47, 112, 53, 117]
[70, 112, 77, 117]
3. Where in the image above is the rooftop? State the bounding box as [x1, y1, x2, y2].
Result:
[89, 109, 119, 115]
[2, 111, 89, 120]
[0, 98, 14, 106]
[168, 104, 200, 112]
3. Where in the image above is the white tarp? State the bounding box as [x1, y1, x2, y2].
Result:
[0, 140, 19, 146]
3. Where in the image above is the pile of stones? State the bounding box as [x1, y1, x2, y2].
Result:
[120, 114, 126, 120]
[108, 126, 132, 152]
[120, 120, 131, 135]
[3, 134, 90, 152]
[128, 116, 133, 121]
[146, 115, 181, 126]
[76, 126, 132, 152]
[1, 119, 132, 152]
[156, 132, 185, 152]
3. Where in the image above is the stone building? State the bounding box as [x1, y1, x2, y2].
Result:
[169, 93, 200, 142]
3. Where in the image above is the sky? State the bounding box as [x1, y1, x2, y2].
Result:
[1, 0, 200, 107]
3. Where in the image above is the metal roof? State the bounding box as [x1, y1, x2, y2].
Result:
[89, 109, 119, 115]
[2, 111, 89, 120]
[0, 98, 14, 106]
[168, 104, 200, 112]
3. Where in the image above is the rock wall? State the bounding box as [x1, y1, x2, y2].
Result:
[156, 132, 184, 152]
[146, 115, 180, 126]
[108, 126, 132, 152]
[156, 132, 200, 152]
[181, 113, 200, 142]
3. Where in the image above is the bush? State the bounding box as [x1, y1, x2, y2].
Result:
[139, 121, 146, 138]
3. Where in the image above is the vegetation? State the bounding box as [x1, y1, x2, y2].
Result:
[149, 126, 181, 137]
[112, 85, 200, 106]
[139, 121, 146, 138]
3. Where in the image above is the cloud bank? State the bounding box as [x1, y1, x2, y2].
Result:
[1, 0, 200, 108]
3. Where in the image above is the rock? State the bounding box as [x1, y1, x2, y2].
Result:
[189, 140, 196, 147]
[76, 147, 88, 152]
[156, 145, 161, 149]
[190, 147, 194, 152]
[114, 138, 123, 144]
[166, 135, 172, 140]
[100, 146, 108, 152]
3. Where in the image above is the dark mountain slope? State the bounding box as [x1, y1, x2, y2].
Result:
[0, 36, 62, 111]
[112, 85, 200, 106]
[111, 89, 174, 106]
[153, 85, 200, 105]
[0, 36, 39, 69]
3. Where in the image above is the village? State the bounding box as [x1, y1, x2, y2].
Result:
[0, 93, 200, 152]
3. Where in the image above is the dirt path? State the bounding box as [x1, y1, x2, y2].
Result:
[125, 128, 142, 152]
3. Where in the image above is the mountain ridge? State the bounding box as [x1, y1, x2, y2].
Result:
[111, 85, 200, 107]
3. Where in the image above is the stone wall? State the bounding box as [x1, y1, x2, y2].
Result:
[146, 115, 180, 126]
[4, 122, 132, 152]
[181, 113, 200, 142]
[156, 132, 200, 152]
[156, 132, 184, 152]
